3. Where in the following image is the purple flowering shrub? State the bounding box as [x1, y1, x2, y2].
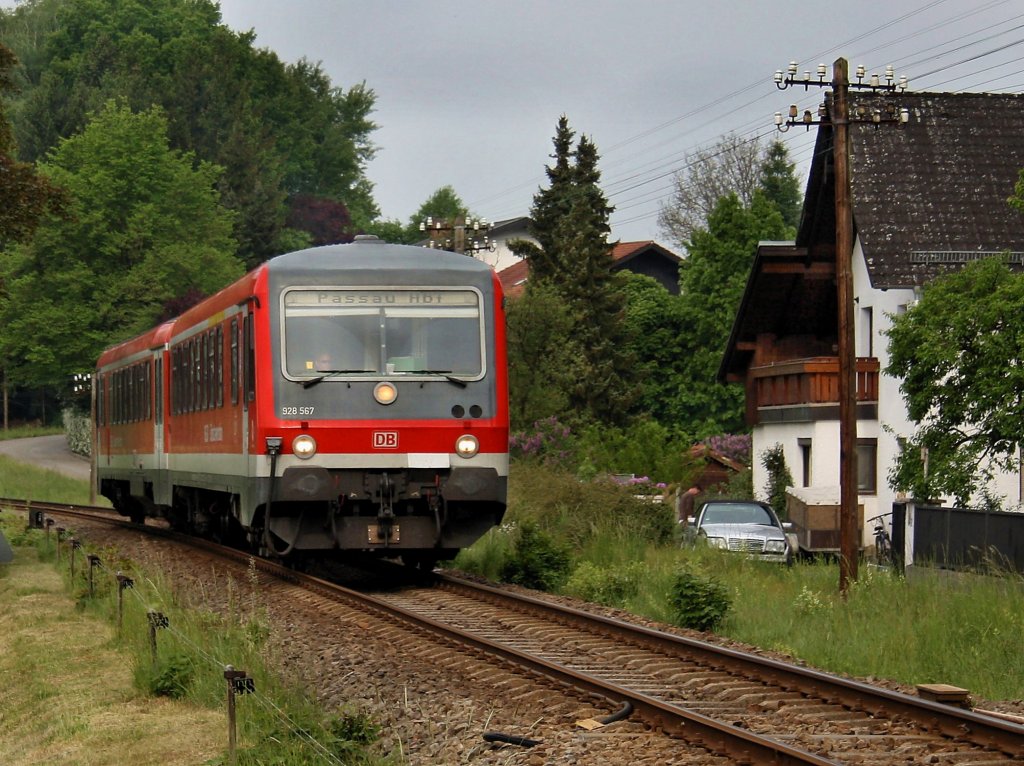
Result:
[703, 433, 752, 466]
[609, 474, 668, 495]
[509, 416, 575, 468]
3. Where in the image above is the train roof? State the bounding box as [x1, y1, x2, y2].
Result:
[267, 236, 499, 280]
[96, 320, 175, 369]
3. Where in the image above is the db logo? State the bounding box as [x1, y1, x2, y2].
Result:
[372, 431, 399, 449]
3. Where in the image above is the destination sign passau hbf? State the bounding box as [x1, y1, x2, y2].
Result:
[284, 290, 478, 307]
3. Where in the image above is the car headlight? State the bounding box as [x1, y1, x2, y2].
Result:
[292, 434, 317, 459]
[765, 539, 787, 554]
[704, 536, 728, 549]
[455, 434, 479, 458]
[374, 381, 398, 405]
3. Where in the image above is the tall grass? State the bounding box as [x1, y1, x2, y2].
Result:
[0, 454, 99, 506]
[456, 461, 1024, 701]
[1, 509, 388, 765]
[0, 425, 64, 441]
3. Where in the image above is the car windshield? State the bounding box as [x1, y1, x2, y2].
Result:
[282, 288, 483, 379]
[702, 503, 775, 526]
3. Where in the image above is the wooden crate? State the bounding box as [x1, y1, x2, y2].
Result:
[786, 488, 862, 553]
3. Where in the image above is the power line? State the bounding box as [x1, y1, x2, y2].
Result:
[478, 3, 1024, 235]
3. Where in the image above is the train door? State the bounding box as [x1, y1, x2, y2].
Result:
[96, 372, 110, 467]
[154, 353, 166, 471]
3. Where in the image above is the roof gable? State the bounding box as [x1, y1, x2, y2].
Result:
[497, 240, 682, 297]
[801, 91, 1024, 288]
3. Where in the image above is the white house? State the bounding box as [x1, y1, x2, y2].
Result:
[720, 92, 1024, 544]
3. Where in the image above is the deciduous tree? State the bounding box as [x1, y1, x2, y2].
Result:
[0, 100, 241, 387]
[657, 133, 764, 248]
[0, 42, 63, 246]
[885, 257, 1024, 506]
[0, 0, 380, 266]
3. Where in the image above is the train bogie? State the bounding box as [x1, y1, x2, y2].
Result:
[94, 237, 509, 564]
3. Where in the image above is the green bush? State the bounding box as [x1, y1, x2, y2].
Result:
[564, 560, 646, 606]
[574, 419, 699, 486]
[136, 651, 194, 698]
[500, 520, 572, 591]
[509, 463, 676, 552]
[670, 568, 731, 631]
[63, 408, 92, 458]
[760, 443, 793, 518]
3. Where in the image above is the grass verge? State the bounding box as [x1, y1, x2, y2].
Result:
[0, 523, 224, 765]
[0, 453, 99, 506]
[0, 510, 389, 766]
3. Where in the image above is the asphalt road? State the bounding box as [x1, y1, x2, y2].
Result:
[0, 434, 91, 482]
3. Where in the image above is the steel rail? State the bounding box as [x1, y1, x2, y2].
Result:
[434, 573, 1024, 758]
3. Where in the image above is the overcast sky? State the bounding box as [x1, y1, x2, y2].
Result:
[7, 1, 1024, 248]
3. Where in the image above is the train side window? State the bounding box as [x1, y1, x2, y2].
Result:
[154, 358, 162, 424]
[244, 313, 255, 403]
[184, 341, 192, 413]
[127, 366, 135, 422]
[170, 347, 177, 415]
[192, 339, 200, 413]
[201, 332, 210, 411]
[121, 368, 127, 423]
[216, 326, 224, 408]
[140, 363, 148, 421]
[95, 374, 102, 426]
[172, 347, 180, 415]
[230, 319, 239, 405]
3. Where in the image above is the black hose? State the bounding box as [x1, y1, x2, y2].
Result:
[598, 700, 634, 724]
[482, 732, 542, 748]
[263, 447, 301, 557]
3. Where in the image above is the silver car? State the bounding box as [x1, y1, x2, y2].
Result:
[687, 500, 793, 564]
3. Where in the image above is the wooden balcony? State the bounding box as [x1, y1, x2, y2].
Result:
[748, 357, 879, 417]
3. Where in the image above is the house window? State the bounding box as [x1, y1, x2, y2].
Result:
[859, 306, 874, 357]
[798, 438, 812, 487]
[857, 438, 877, 494]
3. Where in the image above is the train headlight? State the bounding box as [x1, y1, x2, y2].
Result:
[374, 381, 398, 405]
[455, 434, 479, 458]
[292, 434, 317, 459]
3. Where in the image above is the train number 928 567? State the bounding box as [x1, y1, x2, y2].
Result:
[281, 406, 315, 417]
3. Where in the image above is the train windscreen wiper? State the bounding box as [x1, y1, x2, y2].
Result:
[402, 369, 468, 388]
[301, 369, 372, 389]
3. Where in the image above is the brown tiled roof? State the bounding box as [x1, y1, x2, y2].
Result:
[801, 91, 1024, 289]
[722, 91, 1024, 380]
[497, 259, 530, 298]
[498, 241, 681, 298]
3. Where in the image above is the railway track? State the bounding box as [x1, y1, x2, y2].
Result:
[373, 575, 1024, 765]
[5, 497, 1023, 765]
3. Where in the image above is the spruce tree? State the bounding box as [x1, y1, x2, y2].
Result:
[758, 140, 802, 232]
[512, 116, 634, 425]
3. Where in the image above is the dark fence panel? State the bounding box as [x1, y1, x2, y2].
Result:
[904, 503, 1024, 573]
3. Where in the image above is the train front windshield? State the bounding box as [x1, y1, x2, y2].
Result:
[282, 288, 484, 379]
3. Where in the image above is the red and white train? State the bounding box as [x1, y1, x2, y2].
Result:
[94, 236, 509, 567]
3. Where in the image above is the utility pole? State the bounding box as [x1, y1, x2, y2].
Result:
[775, 58, 908, 594]
[419, 215, 494, 256]
[833, 58, 859, 595]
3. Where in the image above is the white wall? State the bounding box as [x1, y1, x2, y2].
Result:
[752, 236, 1022, 546]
